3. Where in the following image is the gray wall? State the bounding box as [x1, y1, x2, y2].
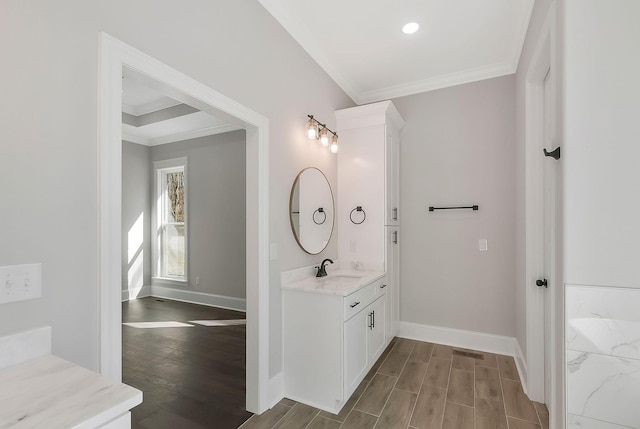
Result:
[0, 0, 352, 372]
[393, 75, 517, 337]
[150, 130, 247, 299]
[514, 0, 553, 361]
[122, 141, 152, 293]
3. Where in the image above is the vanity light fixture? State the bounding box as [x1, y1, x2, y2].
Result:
[307, 114, 338, 153]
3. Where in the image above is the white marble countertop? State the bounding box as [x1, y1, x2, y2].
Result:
[0, 354, 142, 429]
[281, 269, 385, 296]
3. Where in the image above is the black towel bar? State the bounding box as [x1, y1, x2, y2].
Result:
[429, 205, 479, 212]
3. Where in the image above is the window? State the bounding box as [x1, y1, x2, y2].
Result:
[154, 158, 187, 282]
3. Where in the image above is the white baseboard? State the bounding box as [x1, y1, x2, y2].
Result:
[121, 285, 152, 301]
[149, 285, 246, 312]
[514, 339, 529, 395]
[267, 372, 284, 409]
[398, 321, 528, 388]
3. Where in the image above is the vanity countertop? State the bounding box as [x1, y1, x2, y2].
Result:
[0, 354, 142, 428]
[281, 269, 385, 296]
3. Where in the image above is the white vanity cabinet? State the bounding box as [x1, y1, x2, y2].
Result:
[283, 273, 387, 414]
[335, 101, 404, 340]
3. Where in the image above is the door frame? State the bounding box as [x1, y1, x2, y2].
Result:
[98, 33, 270, 413]
[525, 4, 555, 406]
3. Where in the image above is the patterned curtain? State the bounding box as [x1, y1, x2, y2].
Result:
[166, 172, 185, 222]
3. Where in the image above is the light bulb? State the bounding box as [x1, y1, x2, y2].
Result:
[307, 118, 318, 139]
[402, 22, 420, 34]
[319, 127, 329, 146]
[330, 142, 338, 153]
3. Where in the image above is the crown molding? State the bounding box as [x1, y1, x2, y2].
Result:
[122, 97, 182, 117]
[257, 0, 534, 105]
[122, 123, 242, 147]
[357, 61, 515, 104]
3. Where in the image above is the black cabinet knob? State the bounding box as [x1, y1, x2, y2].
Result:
[536, 279, 548, 288]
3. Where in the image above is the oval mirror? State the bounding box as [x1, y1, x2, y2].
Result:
[289, 167, 335, 254]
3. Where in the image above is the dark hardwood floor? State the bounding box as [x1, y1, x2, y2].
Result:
[122, 297, 251, 429]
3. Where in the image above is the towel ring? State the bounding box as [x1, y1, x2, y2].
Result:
[313, 208, 326, 225]
[350, 206, 366, 224]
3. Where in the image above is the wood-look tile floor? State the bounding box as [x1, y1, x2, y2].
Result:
[240, 338, 549, 429]
[122, 297, 252, 429]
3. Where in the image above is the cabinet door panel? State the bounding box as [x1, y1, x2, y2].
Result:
[385, 131, 400, 226]
[385, 226, 400, 340]
[368, 296, 386, 363]
[344, 308, 368, 397]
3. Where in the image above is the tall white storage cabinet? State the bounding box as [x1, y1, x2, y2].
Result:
[335, 100, 403, 340]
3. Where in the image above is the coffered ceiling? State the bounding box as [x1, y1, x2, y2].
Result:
[257, 0, 534, 104]
[122, 77, 238, 146]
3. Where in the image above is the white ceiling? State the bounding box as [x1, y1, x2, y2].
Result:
[257, 0, 534, 104]
[122, 78, 239, 146]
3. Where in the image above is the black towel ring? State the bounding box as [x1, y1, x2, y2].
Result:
[350, 206, 366, 224]
[313, 208, 326, 225]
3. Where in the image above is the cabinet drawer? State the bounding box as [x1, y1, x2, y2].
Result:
[344, 277, 386, 321]
[344, 284, 375, 320]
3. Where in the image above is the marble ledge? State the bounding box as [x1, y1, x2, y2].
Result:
[568, 414, 633, 429]
[567, 350, 640, 428]
[0, 354, 142, 428]
[567, 285, 640, 360]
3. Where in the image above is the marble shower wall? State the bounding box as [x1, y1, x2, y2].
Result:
[567, 285, 640, 429]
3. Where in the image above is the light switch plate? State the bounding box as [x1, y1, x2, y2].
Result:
[0, 263, 42, 304]
[479, 239, 488, 251]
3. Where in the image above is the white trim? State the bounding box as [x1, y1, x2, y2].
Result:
[146, 286, 246, 312]
[257, 0, 534, 105]
[99, 32, 270, 413]
[267, 372, 284, 409]
[122, 123, 242, 147]
[122, 98, 182, 117]
[515, 339, 529, 395]
[357, 61, 514, 105]
[399, 321, 528, 390]
[399, 321, 516, 357]
[524, 5, 555, 405]
[121, 285, 152, 301]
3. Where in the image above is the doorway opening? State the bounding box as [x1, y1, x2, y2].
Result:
[120, 69, 251, 425]
[98, 33, 270, 415]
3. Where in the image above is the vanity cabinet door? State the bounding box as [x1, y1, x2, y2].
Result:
[344, 308, 369, 397]
[385, 226, 400, 340]
[385, 130, 400, 226]
[367, 295, 386, 363]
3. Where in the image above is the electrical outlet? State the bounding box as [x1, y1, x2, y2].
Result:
[0, 263, 42, 304]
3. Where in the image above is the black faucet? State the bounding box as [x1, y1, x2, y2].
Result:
[315, 258, 334, 277]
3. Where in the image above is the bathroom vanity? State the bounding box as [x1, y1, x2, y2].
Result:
[282, 270, 389, 413]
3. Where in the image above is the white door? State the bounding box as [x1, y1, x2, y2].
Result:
[541, 67, 557, 405]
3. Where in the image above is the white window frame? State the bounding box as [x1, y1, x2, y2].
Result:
[152, 157, 188, 285]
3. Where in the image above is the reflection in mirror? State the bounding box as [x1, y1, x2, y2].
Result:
[290, 168, 335, 254]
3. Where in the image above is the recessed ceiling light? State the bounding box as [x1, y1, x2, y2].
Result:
[402, 22, 420, 35]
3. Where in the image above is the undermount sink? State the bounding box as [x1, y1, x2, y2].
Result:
[321, 273, 364, 284]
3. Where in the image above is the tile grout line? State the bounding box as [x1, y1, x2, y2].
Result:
[498, 357, 511, 429]
[270, 403, 298, 429]
[302, 409, 322, 429]
[406, 342, 434, 429]
[376, 340, 415, 428]
[439, 348, 453, 429]
[533, 402, 544, 427]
